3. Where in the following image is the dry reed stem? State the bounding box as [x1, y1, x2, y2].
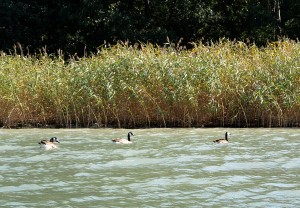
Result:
[0, 39, 299, 128]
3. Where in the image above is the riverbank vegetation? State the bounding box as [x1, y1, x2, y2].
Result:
[0, 40, 299, 128]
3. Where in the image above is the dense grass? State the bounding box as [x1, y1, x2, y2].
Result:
[0, 40, 299, 128]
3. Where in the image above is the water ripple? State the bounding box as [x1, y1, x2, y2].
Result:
[0, 128, 299, 207]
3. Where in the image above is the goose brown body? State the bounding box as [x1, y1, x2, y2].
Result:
[213, 132, 229, 144]
[112, 132, 134, 144]
[38, 137, 60, 149]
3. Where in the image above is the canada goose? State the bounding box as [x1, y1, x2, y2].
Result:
[213, 132, 229, 144]
[38, 137, 60, 149]
[112, 132, 134, 144]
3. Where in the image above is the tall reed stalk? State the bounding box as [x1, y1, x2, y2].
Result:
[0, 40, 299, 128]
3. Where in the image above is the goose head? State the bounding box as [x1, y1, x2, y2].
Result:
[50, 137, 60, 143]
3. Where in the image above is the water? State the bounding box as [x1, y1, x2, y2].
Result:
[0, 128, 299, 207]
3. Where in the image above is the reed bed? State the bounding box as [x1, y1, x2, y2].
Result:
[0, 40, 299, 128]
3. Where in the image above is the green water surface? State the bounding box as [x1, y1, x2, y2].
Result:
[0, 128, 299, 207]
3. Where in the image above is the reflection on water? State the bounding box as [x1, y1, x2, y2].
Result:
[0, 128, 300, 207]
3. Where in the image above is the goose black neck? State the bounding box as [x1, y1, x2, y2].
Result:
[225, 132, 228, 141]
[128, 133, 131, 141]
